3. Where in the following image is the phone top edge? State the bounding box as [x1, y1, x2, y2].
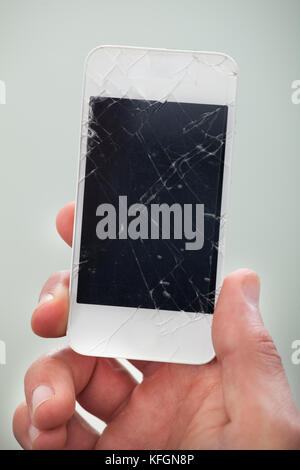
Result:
[84, 45, 238, 76]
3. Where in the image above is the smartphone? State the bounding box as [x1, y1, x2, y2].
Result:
[68, 46, 237, 364]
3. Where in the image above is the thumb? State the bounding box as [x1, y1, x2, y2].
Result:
[212, 269, 296, 420]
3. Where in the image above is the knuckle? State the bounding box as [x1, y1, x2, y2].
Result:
[42, 270, 70, 292]
[24, 354, 54, 386]
[250, 325, 283, 370]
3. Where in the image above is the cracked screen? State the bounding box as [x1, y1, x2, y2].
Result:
[77, 97, 228, 314]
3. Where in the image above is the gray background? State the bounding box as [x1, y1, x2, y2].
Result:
[0, 0, 299, 450]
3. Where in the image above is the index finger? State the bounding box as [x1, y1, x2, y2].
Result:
[31, 203, 74, 337]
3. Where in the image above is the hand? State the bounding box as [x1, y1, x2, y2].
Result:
[13, 203, 300, 450]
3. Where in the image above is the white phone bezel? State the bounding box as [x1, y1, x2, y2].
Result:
[68, 45, 238, 365]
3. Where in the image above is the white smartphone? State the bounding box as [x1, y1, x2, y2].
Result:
[68, 45, 238, 365]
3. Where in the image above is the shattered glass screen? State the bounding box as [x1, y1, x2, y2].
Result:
[77, 97, 228, 314]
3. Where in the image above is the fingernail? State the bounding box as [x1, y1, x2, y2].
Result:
[32, 385, 54, 415]
[29, 424, 40, 446]
[242, 273, 260, 306]
[38, 293, 54, 305]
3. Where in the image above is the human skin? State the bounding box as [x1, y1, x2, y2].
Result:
[13, 203, 300, 450]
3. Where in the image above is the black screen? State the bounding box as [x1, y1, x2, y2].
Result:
[77, 97, 228, 313]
